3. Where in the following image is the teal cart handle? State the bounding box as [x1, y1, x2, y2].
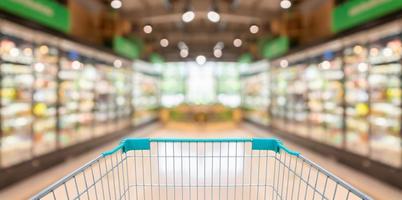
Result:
[102, 138, 300, 157]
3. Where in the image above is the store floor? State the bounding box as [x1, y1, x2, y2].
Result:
[0, 123, 400, 200]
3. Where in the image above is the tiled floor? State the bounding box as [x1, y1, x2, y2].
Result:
[0, 123, 400, 199]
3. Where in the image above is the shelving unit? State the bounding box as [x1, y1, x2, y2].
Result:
[368, 33, 401, 167]
[132, 72, 160, 126]
[286, 63, 308, 137]
[32, 44, 58, 155]
[216, 62, 241, 108]
[247, 18, 402, 188]
[0, 20, 160, 173]
[0, 35, 34, 167]
[241, 70, 270, 126]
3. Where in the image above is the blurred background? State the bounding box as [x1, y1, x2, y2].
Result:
[0, 0, 401, 199]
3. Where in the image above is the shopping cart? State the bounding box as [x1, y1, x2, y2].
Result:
[32, 138, 371, 200]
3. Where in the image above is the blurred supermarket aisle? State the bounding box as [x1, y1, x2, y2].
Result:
[0, 123, 400, 200]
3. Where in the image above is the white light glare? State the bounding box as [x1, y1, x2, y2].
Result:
[233, 38, 242, 47]
[160, 38, 169, 47]
[143, 25, 152, 34]
[249, 25, 259, 34]
[72, 60, 81, 70]
[196, 55, 206, 65]
[34, 63, 45, 72]
[214, 49, 222, 58]
[280, 0, 292, 9]
[111, 0, 122, 9]
[321, 60, 331, 69]
[182, 11, 195, 23]
[207, 11, 220, 23]
[280, 59, 288, 68]
[358, 63, 368, 72]
[114, 59, 122, 68]
[180, 49, 189, 58]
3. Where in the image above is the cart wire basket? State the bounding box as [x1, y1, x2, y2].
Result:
[32, 138, 371, 200]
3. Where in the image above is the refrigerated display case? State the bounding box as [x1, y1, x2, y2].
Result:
[286, 62, 308, 137]
[0, 34, 34, 167]
[320, 55, 344, 147]
[344, 42, 370, 155]
[161, 63, 186, 107]
[241, 71, 270, 126]
[32, 44, 58, 155]
[217, 62, 241, 108]
[0, 19, 162, 188]
[304, 48, 344, 147]
[58, 55, 96, 147]
[270, 66, 287, 130]
[267, 18, 402, 180]
[305, 61, 326, 143]
[132, 72, 160, 126]
[94, 64, 118, 136]
[367, 29, 402, 167]
[109, 67, 132, 130]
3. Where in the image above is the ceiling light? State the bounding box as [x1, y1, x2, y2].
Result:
[113, 59, 122, 68]
[180, 49, 189, 58]
[233, 38, 242, 47]
[207, 11, 220, 23]
[196, 55, 206, 65]
[214, 49, 222, 58]
[111, 0, 122, 9]
[143, 25, 152, 34]
[280, 59, 288, 68]
[182, 11, 195, 23]
[280, 0, 292, 9]
[160, 38, 169, 47]
[249, 25, 259, 34]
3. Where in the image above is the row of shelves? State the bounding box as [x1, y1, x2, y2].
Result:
[242, 29, 402, 168]
[0, 33, 160, 168]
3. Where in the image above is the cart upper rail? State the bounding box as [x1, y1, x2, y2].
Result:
[101, 138, 300, 157]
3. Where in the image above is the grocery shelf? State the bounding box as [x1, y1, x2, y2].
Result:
[0, 18, 161, 188]
[242, 18, 402, 188]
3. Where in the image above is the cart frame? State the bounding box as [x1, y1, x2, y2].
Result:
[32, 138, 371, 200]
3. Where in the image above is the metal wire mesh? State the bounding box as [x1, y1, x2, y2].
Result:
[32, 140, 370, 200]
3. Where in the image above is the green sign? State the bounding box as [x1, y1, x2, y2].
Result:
[238, 53, 253, 63]
[332, 0, 402, 33]
[0, 0, 70, 32]
[260, 36, 289, 59]
[113, 36, 142, 59]
[149, 53, 164, 64]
